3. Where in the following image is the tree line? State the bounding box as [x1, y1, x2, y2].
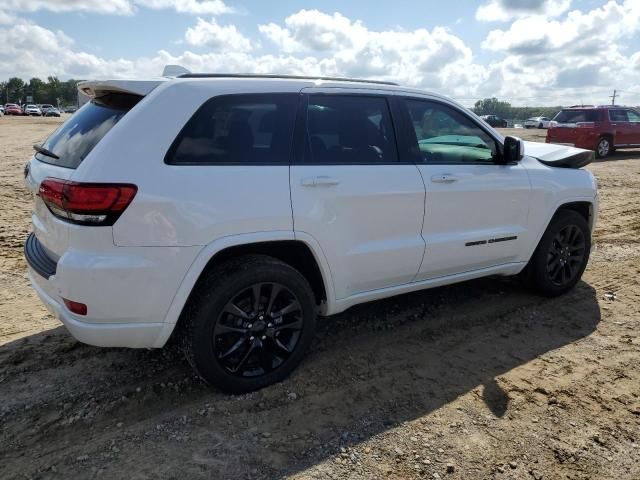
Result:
[0, 81, 584, 118]
[473, 97, 563, 122]
[1, 77, 82, 106]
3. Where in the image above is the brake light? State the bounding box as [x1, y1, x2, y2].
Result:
[577, 122, 595, 128]
[63, 298, 87, 315]
[39, 178, 137, 226]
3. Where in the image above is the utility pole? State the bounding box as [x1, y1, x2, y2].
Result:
[610, 89, 618, 106]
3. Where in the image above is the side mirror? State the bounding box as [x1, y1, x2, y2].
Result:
[502, 136, 524, 164]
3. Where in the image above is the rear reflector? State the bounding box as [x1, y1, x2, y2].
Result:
[63, 298, 87, 315]
[39, 178, 137, 226]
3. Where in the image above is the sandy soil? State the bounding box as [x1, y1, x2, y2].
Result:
[0, 118, 639, 480]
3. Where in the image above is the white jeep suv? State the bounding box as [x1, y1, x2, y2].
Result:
[24, 70, 598, 392]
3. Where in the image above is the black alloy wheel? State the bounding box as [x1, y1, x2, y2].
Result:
[182, 255, 317, 393]
[213, 282, 303, 377]
[546, 224, 586, 287]
[521, 209, 591, 296]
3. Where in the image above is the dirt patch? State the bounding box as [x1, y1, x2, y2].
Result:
[1, 118, 639, 479]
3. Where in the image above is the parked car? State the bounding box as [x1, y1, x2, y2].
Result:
[480, 114, 508, 128]
[4, 103, 23, 115]
[524, 116, 551, 129]
[546, 105, 640, 158]
[0, 106, 4, 116]
[62, 106, 77, 113]
[43, 106, 61, 117]
[23, 104, 42, 116]
[24, 70, 598, 393]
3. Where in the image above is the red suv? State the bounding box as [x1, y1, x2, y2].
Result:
[546, 106, 640, 158]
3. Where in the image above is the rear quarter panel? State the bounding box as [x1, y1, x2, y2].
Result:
[74, 79, 303, 247]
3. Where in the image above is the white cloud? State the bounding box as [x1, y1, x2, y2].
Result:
[483, 0, 640, 53]
[476, 0, 640, 103]
[257, 9, 480, 92]
[476, 0, 571, 22]
[259, 10, 365, 52]
[0, 0, 233, 15]
[185, 17, 252, 51]
[135, 0, 232, 15]
[2, 4, 640, 107]
[1, 0, 135, 15]
[0, 10, 18, 24]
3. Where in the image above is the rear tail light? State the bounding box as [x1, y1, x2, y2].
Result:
[63, 298, 87, 315]
[39, 178, 137, 226]
[577, 122, 595, 129]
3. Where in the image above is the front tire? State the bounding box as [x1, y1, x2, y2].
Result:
[182, 255, 317, 393]
[522, 210, 591, 296]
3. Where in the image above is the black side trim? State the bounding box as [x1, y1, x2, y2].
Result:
[24, 233, 57, 279]
[488, 235, 518, 244]
[465, 240, 487, 246]
[465, 236, 518, 247]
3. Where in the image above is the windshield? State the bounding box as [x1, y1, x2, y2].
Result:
[35, 92, 141, 169]
[553, 109, 602, 123]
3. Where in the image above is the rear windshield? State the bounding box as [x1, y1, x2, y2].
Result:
[553, 109, 602, 123]
[35, 92, 141, 169]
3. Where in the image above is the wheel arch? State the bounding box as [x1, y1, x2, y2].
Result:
[522, 197, 596, 270]
[554, 201, 594, 231]
[599, 132, 614, 147]
[155, 232, 335, 347]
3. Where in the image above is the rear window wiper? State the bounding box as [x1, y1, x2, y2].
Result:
[33, 144, 60, 160]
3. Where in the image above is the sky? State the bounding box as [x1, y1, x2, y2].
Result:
[1, 0, 640, 106]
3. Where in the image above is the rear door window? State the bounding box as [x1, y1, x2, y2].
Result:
[627, 110, 640, 123]
[35, 93, 141, 169]
[553, 109, 602, 123]
[166, 94, 298, 165]
[301, 95, 398, 164]
[609, 110, 629, 122]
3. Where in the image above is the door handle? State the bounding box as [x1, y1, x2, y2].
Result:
[301, 176, 341, 187]
[431, 174, 459, 183]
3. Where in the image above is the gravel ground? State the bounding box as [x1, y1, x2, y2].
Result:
[0, 118, 639, 479]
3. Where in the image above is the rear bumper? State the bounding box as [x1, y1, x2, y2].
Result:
[28, 269, 171, 348]
[24, 232, 201, 348]
[546, 130, 599, 151]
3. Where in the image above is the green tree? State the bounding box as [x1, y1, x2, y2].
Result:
[28, 77, 46, 103]
[46, 76, 62, 105]
[0, 81, 7, 104]
[473, 97, 512, 118]
[6, 77, 25, 103]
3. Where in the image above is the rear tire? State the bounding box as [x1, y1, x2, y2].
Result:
[181, 255, 317, 393]
[522, 210, 591, 296]
[596, 137, 611, 158]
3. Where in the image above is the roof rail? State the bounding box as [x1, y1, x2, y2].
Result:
[177, 73, 399, 86]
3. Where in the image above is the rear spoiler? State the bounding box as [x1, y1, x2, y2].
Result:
[77, 79, 164, 98]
